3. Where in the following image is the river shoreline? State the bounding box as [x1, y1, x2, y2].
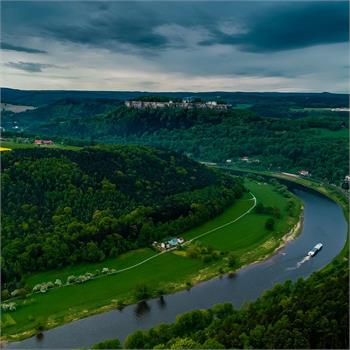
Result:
[2, 196, 303, 344]
[3, 180, 347, 349]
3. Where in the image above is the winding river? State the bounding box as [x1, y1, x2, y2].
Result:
[7, 183, 348, 349]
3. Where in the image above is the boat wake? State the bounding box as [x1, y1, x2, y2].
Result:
[286, 255, 311, 270]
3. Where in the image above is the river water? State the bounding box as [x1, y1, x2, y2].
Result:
[7, 185, 348, 349]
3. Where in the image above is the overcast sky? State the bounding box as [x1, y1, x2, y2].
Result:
[1, 1, 349, 92]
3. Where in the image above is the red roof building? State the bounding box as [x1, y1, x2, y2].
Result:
[34, 140, 54, 145]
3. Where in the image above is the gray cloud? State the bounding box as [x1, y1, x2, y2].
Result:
[1, 1, 349, 92]
[5, 61, 57, 73]
[200, 2, 349, 52]
[1, 42, 47, 54]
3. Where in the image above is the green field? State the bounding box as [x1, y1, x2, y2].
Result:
[1, 179, 301, 341]
[0, 140, 80, 151]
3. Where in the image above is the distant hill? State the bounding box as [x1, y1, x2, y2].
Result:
[1, 87, 348, 109]
[1, 98, 121, 132]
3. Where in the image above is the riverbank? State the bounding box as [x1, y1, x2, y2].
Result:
[4, 180, 347, 350]
[222, 166, 349, 265]
[1, 179, 302, 342]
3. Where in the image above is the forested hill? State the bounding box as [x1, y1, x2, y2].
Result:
[31, 105, 349, 183]
[2, 98, 121, 132]
[2, 87, 347, 108]
[122, 259, 349, 349]
[1, 146, 244, 290]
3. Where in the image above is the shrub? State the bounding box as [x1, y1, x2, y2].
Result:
[67, 275, 77, 284]
[10, 288, 26, 298]
[265, 218, 275, 231]
[46, 281, 54, 289]
[102, 267, 109, 274]
[1, 302, 16, 312]
[1, 289, 10, 300]
[54, 279, 62, 287]
[227, 253, 237, 268]
[92, 338, 121, 349]
[134, 284, 151, 301]
[32, 284, 42, 292]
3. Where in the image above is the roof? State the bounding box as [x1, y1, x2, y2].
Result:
[169, 238, 178, 245]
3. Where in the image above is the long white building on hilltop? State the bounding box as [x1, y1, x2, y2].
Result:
[124, 100, 231, 110]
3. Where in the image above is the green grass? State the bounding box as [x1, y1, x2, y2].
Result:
[25, 249, 156, 289]
[1, 179, 301, 341]
[191, 180, 299, 254]
[0, 141, 80, 151]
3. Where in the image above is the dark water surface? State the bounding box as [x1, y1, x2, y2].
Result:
[7, 186, 348, 349]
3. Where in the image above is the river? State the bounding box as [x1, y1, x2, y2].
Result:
[7, 184, 348, 349]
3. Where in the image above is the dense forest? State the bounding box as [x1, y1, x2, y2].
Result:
[1, 146, 244, 291]
[28, 105, 349, 183]
[113, 259, 348, 349]
[3, 89, 348, 183]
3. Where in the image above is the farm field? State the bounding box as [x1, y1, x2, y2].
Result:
[0, 141, 80, 151]
[1, 178, 301, 341]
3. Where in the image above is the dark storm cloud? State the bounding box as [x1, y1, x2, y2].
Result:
[1, 1, 349, 92]
[201, 2, 349, 52]
[5, 61, 57, 73]
[2, 2, 348, 53]
[1, 42, 47, 54]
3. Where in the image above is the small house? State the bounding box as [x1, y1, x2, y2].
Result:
[298, 170, 309, 176]
[35, 140, 54, 145]
[168, 238, 178, 247]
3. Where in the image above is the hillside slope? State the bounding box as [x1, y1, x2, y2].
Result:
[28, 105, 349, 183]
[1, 145, 244, 289]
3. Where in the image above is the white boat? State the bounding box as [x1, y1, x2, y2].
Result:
[308, 243, 323, 257]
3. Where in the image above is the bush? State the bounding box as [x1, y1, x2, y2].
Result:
[93, 338, 121, 349]
[134, 284, 151, 301]
[265, 218, 275, 231]
[227, 253, 237, 268]
[67, 275, 77, 284]
[1, 289, 10, 300]
[102, 267, 109, 274]
[46, 281, 54, 289]
[10, 288, 26, 298]
[1, 302, 16, 312]
[54, 279, 62, 287]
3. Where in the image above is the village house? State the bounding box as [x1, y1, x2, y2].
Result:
[298, 170, 310, 176]
[153, 237, 185, 251]
[35, 139, 54, 145]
